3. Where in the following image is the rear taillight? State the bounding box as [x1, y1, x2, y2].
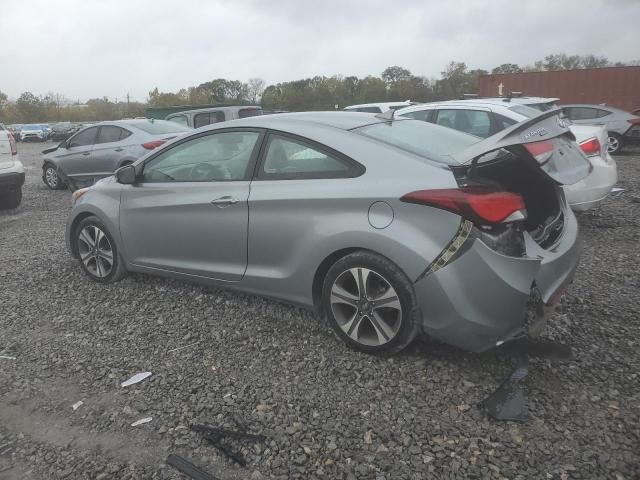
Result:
[142, 140, 166, 150]
[400, 187, 527, 225]
[579, 137, 600, 157]
[524, 140, 553, 164]
[7, 133, 17, 155]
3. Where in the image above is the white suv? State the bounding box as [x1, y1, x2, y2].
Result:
[0, 124, 25, 209]
[343, 101, 415, 113]
[396, 98, 618, 211]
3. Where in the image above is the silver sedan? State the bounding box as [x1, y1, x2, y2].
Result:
[42, 119, 191, 191]
[65, 111, 589, 355]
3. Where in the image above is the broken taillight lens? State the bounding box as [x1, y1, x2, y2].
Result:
[142, 140, 166, 150]
[400, 187, 527, 225]
[579, 137, 600, 157]
[524, 140, 554, 165]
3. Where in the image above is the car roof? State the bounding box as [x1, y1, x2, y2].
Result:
[197, 111, 389, 132]
[344, 101, 413, 109]
[167, 105, 262, 116]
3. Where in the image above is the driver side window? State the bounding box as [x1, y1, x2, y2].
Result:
[68, 127, 98, 148]
[142, 131, 260, 183]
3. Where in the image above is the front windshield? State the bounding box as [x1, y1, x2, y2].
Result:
[353, 119, 479, 163]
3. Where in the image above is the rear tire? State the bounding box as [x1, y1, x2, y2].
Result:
[43, 164, 65, 190]
[0, 189, 22, 210]
[321, 250, 420, 355]
[74, 215, 127, 283]
[607, 132, 623, 155]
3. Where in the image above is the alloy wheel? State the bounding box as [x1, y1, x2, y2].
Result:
[607, 136, 620, 154]
[330, 267, 402, 347]
[77, 225, 114, 278]
[45, 167, 59, 188]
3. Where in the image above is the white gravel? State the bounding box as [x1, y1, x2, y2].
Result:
[0, 141, 639, 479]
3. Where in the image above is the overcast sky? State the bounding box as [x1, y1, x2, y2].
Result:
[2, 0, 639, 102]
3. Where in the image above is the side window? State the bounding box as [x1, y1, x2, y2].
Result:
[494, 113, 518, 131]
[96, 126, 129, 144]
[68, 127, 98, 148]
[193, 113, 211, 129]
[260, 135, 356, 179]
[142, 131, 260, 183]
[595, 108, 612, 118]
[400, 110, 430, 122]
[436, 110, 492, 138]
[569, 107, 599, 120]
[194, 111, 226, 129]
[168, 115, 189, 127]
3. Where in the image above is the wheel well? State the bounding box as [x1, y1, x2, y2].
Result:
[68, 212, 95, 257]
[311, 247, 359, 317]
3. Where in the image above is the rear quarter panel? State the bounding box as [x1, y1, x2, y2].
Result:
[242, 127, 463, 307]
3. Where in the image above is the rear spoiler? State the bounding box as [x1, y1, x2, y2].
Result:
[450, 108, 573, 165]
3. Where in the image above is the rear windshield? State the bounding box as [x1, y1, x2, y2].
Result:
[238, 108, 263, 118]
[526, 102, 557, 112]
[131, 120, 192, 134]
[353, 119, 479, 161]
[508, 105, 543, 118]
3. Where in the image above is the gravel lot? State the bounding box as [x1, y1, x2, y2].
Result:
[1, 141, 639, 480]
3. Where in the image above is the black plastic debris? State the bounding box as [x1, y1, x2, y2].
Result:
[192, 422, 266, 467]
[484, 357, 530, 422]
[166, 454, 220, 480]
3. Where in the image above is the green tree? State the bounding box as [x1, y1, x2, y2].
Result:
[16, 92, 43, 122]
[381, 66, 412, 86]
[247, 78, 266, 104]
[491, 63, 522, 74]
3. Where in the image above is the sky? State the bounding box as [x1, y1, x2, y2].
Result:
[2, 0, 639, 102]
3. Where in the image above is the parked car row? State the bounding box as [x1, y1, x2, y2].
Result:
[392, 97, 618, 211]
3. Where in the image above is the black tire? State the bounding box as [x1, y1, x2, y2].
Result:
[42, 163, 65, 190]
[0, 189, 22, 210]
[74, 215, 127, 283]
[607, 132, 623, 155]
[321, 250, 420, 355]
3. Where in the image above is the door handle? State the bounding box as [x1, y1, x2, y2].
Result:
[114, 147, 124, 152]
[82, 152, 90, 156]
[211, 196, 238, 207]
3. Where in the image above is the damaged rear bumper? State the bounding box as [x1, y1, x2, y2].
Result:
[415, 212, 581, 352]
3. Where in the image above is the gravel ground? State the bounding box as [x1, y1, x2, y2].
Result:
[0, 141, 638, 480]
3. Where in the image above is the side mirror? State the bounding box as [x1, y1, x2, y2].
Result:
[115, 164, 136, 184]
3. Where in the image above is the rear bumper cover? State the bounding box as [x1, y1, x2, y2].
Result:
[416, 212, 581, 352]
[564, 154, 617, 211]
[0, 171, 25, 190]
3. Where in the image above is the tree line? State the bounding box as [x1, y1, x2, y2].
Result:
[1, 53, 637, 124]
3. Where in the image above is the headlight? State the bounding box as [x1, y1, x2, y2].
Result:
[71, 188, 90, 205]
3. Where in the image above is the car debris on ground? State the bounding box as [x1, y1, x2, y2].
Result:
[120, 371, 152, 387]
[166, 454, 220, 480]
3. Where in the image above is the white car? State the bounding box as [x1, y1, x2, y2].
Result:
[0, 124, 25, 209]
[343, 101, 415, 114]
[20, 124, 46, 142]
[396, 98, 617, 211]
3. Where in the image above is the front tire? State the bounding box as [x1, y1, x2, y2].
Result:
[43, 164, 64, 190]
[607, 132, 623, 155]
[74, 216, 127, 283]
[321, 250, 420, 355]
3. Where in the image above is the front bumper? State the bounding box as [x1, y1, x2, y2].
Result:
[564, 154, 618, 211]
[415, 212, 581, 352]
